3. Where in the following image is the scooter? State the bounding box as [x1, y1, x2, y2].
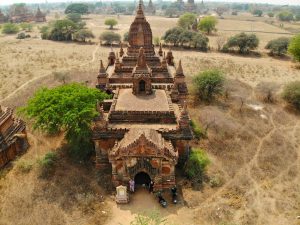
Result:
[171, 186, 178, 204]
[157, 192, 167, 208]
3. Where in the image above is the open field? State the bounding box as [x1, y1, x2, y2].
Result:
[0, 13, 300, 225]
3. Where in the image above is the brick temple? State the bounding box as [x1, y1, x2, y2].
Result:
[0, 106, 29, 168]
[93, 1, 193, 191]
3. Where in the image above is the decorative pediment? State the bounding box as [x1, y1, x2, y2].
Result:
[109, 129, 177, 161]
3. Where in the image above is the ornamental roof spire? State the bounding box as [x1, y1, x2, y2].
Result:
[136, 0, 145, 19]
[175, 60, 184, 77]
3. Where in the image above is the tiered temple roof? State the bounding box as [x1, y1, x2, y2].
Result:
[93, 0, 193, 190]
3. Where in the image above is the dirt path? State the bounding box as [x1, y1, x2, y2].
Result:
[0, 43, 100, 104]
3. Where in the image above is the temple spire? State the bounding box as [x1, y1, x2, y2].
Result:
[176, 60, 184, 77]
[98, 60, 107, 77]
[158, 43, 163, 56]
[136, 0, 145, 19]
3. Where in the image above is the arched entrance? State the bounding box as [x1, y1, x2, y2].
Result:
[139, 80, 146, 92]
[134, 171, 151, 185]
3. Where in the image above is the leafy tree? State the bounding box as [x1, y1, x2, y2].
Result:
[198, 16, 218, 34]
[51, 19, 77, 41]
[162, 27, 184, 46]
[178, 12, 197, 29]
[193, 70, 224, 102]
[67, 13, 82, 23]
[288, 34, 300, 62]
[178, 29, 194, 46]
[252, 9, 263, 17]
[268, 12, 274, 17]
[19, 83, 110, 160]
[105, 18, 118, 29]
[20, 22, 33, 32]
[191, 33, 209, 51]
[165, 7, 178, 18]
[123, 31, 129, 42]
[215, 7, 227, 16]
[2, 23, 19, 34]
[65, 3, 89, 14]
[73, 29, 94, 42]
[278, 11, 294, 22]
[153, 36, 160, 46]
[225, 32, 259, 54]
[265, 37, 290, 56]
[100, 31, 121, 44]
[282, 81, 300, 110]
[185, 148, 210, 186]
[296, 13, 300, 21]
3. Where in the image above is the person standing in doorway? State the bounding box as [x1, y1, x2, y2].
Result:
[149, 180, 154, 193]
[129, 179, 135, 192]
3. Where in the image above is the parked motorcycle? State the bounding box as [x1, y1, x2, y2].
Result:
[171, 186, 178, 204]
[157, 192, 167, 208]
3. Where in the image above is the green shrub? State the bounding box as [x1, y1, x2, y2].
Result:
[100, 31, 121, 44]
[265, 37, 290, 56]
[104, 18, 118, 29]
[16, 32, 26, 39]
[288, 34, 300, 62]
[123, 31, 129, 42]
[15, 160, 34, 173]
[209, 175, 223, 188]
[282, 81, 300, 110]
[2, 23, 19, 34]
[193, 70, 224, 102]
[185, 148, 210, 186]
[190, 119, 205, 139]
[38, 152, 58, 178]
[198, 16, 218, 34]
[225, 32, 259, 54]
[252, 9, 263, 17]
[277, 11, 294, 22]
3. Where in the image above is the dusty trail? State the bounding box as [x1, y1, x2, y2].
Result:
[0, 43, 100, 104]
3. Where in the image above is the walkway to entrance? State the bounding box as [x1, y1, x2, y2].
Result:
[134, 171, 151, 186]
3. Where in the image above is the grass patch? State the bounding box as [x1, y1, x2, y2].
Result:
[190, 119, 205, 139]
[15, 159, 34, 173]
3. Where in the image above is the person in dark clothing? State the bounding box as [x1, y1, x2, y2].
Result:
[149, 180, 154, 193]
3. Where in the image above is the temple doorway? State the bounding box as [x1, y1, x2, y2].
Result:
[134, 171, 151, 185]
[139, 80, 146, 92]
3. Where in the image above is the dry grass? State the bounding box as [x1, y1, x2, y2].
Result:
[0, 131, 110, 225]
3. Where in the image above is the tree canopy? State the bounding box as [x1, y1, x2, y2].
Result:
[193, 69, 224, 102]
[73, 29, 95, 42]
[282, 81, 300, 110]
[177, 13, 197, 29]
[225, 32, 259, 54]
[104, 18, 118, 29]
[100, 31, 121, 44]
[288, 34, 300, 62]
[252, 9, 263, 17]
[265, 37, 290, 56]
[198, 16, 218, 34]
[162, 27, 184, 46]
[19, 83, 110, 160]
[65, 3, 89, 14]
[185, 148, 210, 186]
[67, 13, 82, 23]
[278, 11, 294, 22]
